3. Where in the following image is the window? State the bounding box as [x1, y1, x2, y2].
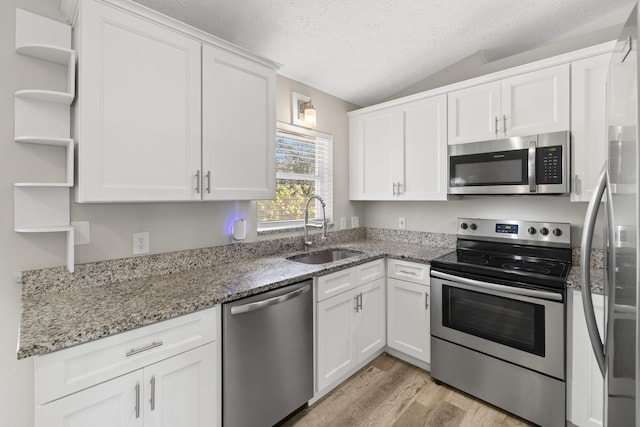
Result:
[257, 122, 333, 231]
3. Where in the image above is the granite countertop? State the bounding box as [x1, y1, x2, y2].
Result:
[19, 239, 453, 359]
[566, 266, 605, 295]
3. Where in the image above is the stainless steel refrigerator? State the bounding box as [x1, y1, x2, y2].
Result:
[581, 4, 639, 426]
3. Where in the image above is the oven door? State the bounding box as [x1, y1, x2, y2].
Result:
[431, 271, 565, 380]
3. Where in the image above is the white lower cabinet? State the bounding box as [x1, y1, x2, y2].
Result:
[568, 289, 604, 427]
[37, 370, 143, 427]
[316, 260, 386, 393]
[35, 307, 220, 427]
[386, 260, 431, 364]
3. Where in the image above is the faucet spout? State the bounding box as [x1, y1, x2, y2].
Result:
[304, 195, 327, 250]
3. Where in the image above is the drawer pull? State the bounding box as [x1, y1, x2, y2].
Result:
[126, 341, 164, 357]
[399, 269, 418, 276]
[135, 383, 140, 418]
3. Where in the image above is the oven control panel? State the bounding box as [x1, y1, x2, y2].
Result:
[457, 218, 570, 247]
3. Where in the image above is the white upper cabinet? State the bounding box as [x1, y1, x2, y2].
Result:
[447, 81, 501, 144]
[68, 0, 276, 202]
[202, 45, 276, 200]
[350, 108, 395, 200]
[350, 94, 447, 201]
[75, 0, 202, 202]
[448, 64, 570, 144]
[571, 53, 610, 202]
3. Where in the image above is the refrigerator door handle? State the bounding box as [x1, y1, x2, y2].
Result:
[580, 163, 609, 376]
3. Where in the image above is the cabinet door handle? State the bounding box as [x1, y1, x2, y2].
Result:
[503, 115, 507, 134]
[150, 376, 156, 411]
[135, 383, 141, 419]
[392, 182, 397, 196]
[195, 170, 201, 194]
[358, 293, 363, 311]
[425, 292, 429, 310]
[397, 182, 403, 195]
[126, 340, 163, 357]
[495, 116, 499, 137]
[354, 295, 359, 312]
[206, 171, 211, 194]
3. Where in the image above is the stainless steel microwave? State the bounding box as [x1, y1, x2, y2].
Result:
[448, 131, 570, 195]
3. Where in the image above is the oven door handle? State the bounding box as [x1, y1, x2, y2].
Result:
[430, 270, 563, 301]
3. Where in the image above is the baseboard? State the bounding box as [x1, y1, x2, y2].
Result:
[385, 347, 431, 372]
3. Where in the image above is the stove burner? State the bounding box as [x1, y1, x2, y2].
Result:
[458, 254, 489, 265]
[501, 262, 551, 275]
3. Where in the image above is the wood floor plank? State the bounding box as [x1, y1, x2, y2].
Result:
[426, 400, 466, 427]
[282, 354, 534, 427]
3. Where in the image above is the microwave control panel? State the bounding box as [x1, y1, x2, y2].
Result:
[536, 146, 563, 184]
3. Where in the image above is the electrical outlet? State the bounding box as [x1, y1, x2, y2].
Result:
[340, 216, 347, 230]
[133, 232, 149, 255]
[351, 216, 359, 228]
[399, 217, 406, 229]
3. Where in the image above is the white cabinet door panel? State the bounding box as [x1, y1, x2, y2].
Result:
[501, 64, 570, 137]
[356, 278, 386, 361]
[571, 54, 609, 202]
[35, 370, 143, 427]
[316, 290, 357, 391]
[355, 110, 397, 200]
[145, 343, 217, 427]
[387, 278, 430, 363]
[447, 81, 501, 144]
[78, 1, 201, 201]
[569, 290, 604, 427]
[399, 95, 448, 200]
[202, 45, 275, 200]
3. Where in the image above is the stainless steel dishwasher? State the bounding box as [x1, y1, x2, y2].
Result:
[222, 280, 313, 427]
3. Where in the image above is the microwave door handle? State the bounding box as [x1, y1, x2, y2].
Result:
[580, 163, 608, 376]
[528, 140, 536, 192]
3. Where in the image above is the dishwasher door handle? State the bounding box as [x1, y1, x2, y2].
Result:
[230, 284, 311, 315]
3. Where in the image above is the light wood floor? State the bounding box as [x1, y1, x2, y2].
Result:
[282, 353, 533, 427]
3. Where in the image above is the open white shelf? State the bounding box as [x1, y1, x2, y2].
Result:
[14, 9, 76, 272]
[15, 89, 74, 105]
[16, 45, 74, 65]
[15, 136, 73, 146]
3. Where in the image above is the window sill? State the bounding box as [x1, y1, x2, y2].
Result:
[257, 222, 335, 236]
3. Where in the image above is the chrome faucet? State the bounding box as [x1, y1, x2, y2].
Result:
[304, 195, 327, 250]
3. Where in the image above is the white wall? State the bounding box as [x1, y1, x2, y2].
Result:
[0, 1, 360, 425]
[365, 197, 603, 247]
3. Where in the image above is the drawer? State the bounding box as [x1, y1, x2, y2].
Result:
[316, 268, 357, 302]
[387, 259, 430, 286]
[357, 259, 385, 285]
[35, 305, 218, 405]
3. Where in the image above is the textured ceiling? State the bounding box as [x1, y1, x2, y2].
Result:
[133, 0, 636, 106]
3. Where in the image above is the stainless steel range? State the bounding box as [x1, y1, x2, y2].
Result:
[430, 218, 571, 427]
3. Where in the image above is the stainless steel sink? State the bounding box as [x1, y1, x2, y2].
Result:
[287, 249, 363, 265]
